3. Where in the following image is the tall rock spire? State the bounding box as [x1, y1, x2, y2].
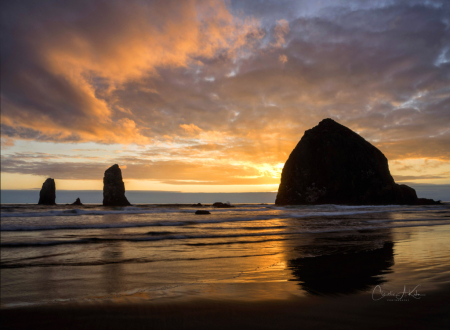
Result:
[38, 178, 56, 205]
[103, 164, 131, 206]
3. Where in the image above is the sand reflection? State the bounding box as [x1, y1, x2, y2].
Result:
[288, 229, 394, 295]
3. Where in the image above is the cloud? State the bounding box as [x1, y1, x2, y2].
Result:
[377, 134, 450, 160]
[394, 174, 450, 181]
[1, 137, 15, 148]
[272, 19, 290, 47]
[1, 0, 262, 144]
[279, 54, 288, 64]
[0, 155, 280, 185]
[2, 0, 450, 186]
[180, 124, 203, 135]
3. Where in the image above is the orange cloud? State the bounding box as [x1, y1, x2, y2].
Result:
[1, 137, 15, 148]
[0, 155, 280, 185]
[272, 19, 290, 47]
[2, 1, 450, 188]
[2, 0, 262, 145]
[279, 54, 288, 64]
[180, 124, 203, 134]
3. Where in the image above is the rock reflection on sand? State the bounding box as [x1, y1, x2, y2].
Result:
[288, 230, 394, 295]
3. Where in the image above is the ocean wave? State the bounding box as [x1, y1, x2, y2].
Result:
[269, 204, 403, 210]
[0, 214, 280, 231]
[285, 209, 395, 218]
[0, 206, 269, 218]
[0, 207, 189, 218]
[0, 221, 187, 231]
[0, 232, 290, 247]
[2, 221, 449, 248]
[0, 221, 290, 232]
[367, 218, 450, 223]
[3, 206, 448, 232]
[270, 204, 446, 212]
[0, 252, 280, 269]
[0, 211, 376, 232]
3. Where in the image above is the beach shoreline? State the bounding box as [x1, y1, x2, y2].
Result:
[2, 203, 450, 329]
[2, 285, 449, 330]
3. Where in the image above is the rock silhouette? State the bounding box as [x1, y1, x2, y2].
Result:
[289, 231, 395, 295]
[103, 164, 131, 206]
[195, 210, 211, 215]
[213, 202, 234, 208]
[72, 198, 83, 205]
[276, 118, 439, 205]
[38, 178, 56, 205]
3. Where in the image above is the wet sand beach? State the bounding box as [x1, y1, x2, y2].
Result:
[2, 287, 450, 330]
[2, 203, 450, 329]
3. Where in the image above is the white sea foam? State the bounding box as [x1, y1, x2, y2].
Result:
[2, 205, 448, 232]
[2, 203, 443, 219]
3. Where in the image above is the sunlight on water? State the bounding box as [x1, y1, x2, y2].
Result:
[1, 203, 449, 307]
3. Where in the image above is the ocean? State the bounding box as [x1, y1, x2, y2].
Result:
[1, 183, 449, 204]
[1, 202, 450, 309]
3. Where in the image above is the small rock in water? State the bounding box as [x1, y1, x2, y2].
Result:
[72, 198, 83, 205]
[195, 210, 211, 215]
[191, 203, 203, 207]
[38, 178, 56, 205]
[213, 202, 234, 208]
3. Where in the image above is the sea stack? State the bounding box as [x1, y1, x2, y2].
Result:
[103, 164, 131, 206]
[275, 118, 439, 205]
[38, 178, 56, 205]
[72, 198, 83, 205]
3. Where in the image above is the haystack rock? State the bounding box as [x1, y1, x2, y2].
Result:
[38, 178, 56, 205]
[275, 119, 440, 206]
[103, 164, 131, 206]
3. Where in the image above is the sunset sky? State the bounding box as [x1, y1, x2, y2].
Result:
[1, 0, 449, 192]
